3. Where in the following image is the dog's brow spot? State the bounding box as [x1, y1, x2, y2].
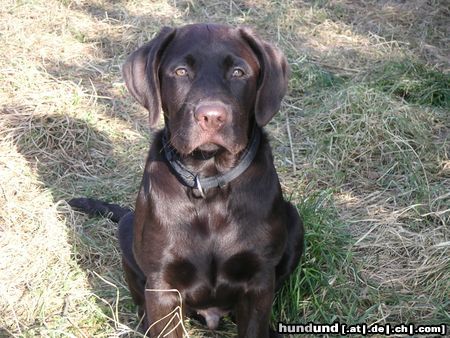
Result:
[223, 55, 234, 68]
[185, 54, 195, 67]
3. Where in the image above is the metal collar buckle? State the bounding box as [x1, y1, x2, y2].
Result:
[195, 175, 206, 198]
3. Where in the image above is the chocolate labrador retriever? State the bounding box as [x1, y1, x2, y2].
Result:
[69, 23, 304, 338]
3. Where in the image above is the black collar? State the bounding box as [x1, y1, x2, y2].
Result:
[162, 126, 261, 198]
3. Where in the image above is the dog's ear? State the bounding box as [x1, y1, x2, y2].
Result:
[240, 27, 289, 127]
[122, 27, 176, 128]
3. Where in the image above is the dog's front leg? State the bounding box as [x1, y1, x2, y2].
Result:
[235, 284, 275, 338]
[144, 286, 186, 338]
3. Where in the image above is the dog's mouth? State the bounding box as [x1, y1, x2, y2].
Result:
[190, 139, 245, 156]
[191, 130, 237, 154]
[167, 104, 250, 156]
[196, 142, 222, 153]
[171, 132, 246, 156]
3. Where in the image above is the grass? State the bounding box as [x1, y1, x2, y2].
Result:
[273, 190, 357, 324]
[366, 60, 450, 108]
[281, 46, 449, 330]
[1, 0, 449, 337]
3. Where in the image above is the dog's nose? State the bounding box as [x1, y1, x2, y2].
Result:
[194, 104, 228, 131]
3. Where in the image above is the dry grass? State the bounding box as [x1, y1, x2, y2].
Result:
[1, 0, 448, 337]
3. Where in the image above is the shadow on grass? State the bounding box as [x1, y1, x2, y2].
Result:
[1, 107, 143, 331]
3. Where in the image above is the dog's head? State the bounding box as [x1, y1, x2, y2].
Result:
[123, 24, 288, 155]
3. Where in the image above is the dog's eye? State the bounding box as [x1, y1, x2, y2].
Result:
[232, 68, 245, 78]
[175, 68, 188, 77]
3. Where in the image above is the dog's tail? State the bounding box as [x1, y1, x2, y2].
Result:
[68, 198, 132, 223]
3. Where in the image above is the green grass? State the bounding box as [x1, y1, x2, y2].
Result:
[366, 60, 450, 108]
[277, 47, 449, 335]
[273, 191, 358, 325]
[291, 58, 448, 202]
[289, 59, 345, 95]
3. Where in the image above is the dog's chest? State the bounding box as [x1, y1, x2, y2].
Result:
[162, 202, 270, 305]
[163, 245, 262, 310]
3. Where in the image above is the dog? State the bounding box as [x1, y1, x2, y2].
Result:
[69, 23, 304, 338]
